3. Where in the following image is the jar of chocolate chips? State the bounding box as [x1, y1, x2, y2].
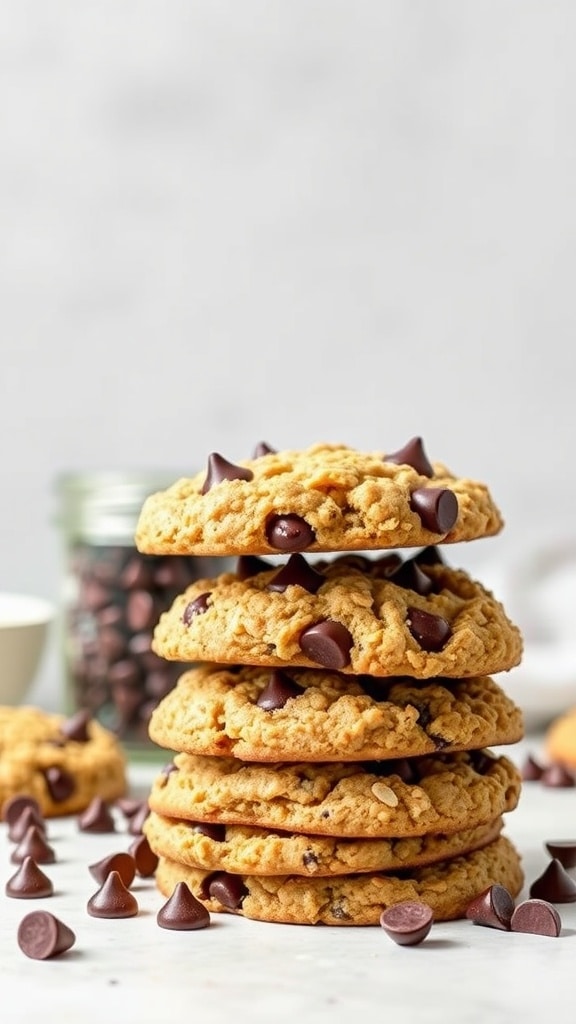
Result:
[55, 472, 223, 755]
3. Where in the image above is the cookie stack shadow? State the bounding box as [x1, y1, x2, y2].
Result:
[135, 439, 525, 926]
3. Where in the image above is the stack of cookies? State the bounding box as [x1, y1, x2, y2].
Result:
[135, 439, 525, 926]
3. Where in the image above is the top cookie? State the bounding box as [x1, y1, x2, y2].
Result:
[135, 439, 503, 556]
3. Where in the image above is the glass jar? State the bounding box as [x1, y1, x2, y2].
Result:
[54, 472, 225, 757]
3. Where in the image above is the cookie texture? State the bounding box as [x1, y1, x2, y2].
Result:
[148, 750, 521, 839]
[144, 809, 504, 876]
[149, 664, 524, 762]
[153, 834, 523, 925]
[151, 556, 523, 679]
[0, 705, 127, 818]
[135, 441, 503, 557]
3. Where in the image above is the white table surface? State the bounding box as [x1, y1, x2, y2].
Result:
[1, 735, 575, 1024]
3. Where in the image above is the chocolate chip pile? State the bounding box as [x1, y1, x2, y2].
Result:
[127, 438, 528, 926]
[2, 792, 210, 960]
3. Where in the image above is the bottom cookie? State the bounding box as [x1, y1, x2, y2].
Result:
[154, 834, 523, 926]
[144, 810, 504, 876]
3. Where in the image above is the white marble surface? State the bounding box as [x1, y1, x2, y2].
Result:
[1, 740, 576, 1024]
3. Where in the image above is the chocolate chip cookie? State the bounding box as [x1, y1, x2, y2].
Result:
[153, 834, 524, 925]
[150, 554, 523, 679]
[148, 750, 521, 839]
[0, 705, 127, 818]
[144, 809, 504, 876]
[148, 664, 524, 762]
[135, 440, 503, 557]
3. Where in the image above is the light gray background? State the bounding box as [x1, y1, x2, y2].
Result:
[1, 1, 575, 709]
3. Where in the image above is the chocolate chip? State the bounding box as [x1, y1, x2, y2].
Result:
[205, 871, 248, 910]
[6, 856, 54, 899]
[256, 670, 305, 710]
[126, 590, 158, 632]
[410, 488, 458, 534]
[182, 592, 211, 624]
[128, 835, 159, 877]
[59, 708, 92, 743]
[389, 558, 434, 596]
[379, 900, 434, 945]
[78, 797, 116, 834]
[120, 556, 154, 590]
[116, 797, 145, 820]
[128, 802, 150, 836]
[384, 437, 434, 477]
[17, 911, 76, 959]
[2, 795, 41, 826]
[407, 608, 451, 651]
[42, 765, 75, 803]
[89, 851, 137, 888]
[544, 841, 576, 869]
[11, 825, 56, 865]
[469, 750, 495, 775]
[266, 553, 324, 594]
[529, 859, 576, 902]
[299, 619, 353, 669]
[190, 822, 226, 841]
[521, 754, 544, 781]
[465, 884, 515, 930]
[236, 555, 272, 580]
[252, 442, 276, 458]
[8, 805, 47, 843]
[265, 514, 316, 552]
[302, 851, 320, 871]
[201, 453, 253, 494]
[415, 546, 445, 566]
[87, 870, 139, 918]
[510, 899, 562, 937]
[541, 763, 575, 788]
[157, 881, 210, 930]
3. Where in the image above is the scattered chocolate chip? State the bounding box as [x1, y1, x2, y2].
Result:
[380, 900, 434, 945]
[78, 797, 116, 834]
[116, 797, 145, 820]
[510, 899, 562, 937]
[42, 765, 75, 803]
[17, 911, 76, 959]
[89, 852, 136, 888]
[201, 453, 253, 494]
[384, 437, 434, 477]
[541, 763, 575, 788]
[266, 553, 325, 594]
[236, 554, 271, 580]
[182, 593, 211, 624]
[368, 553, 404, 578]
[265, 514, 316, 552]
[465, 884, 515, 930]
[205, 871, 248, 910]
[11, 825, 56, 865]
[6, 856, 54, 899]
[256, 669, 305, 710]
[521, 754, 544, 781]
[59, 708, 92, 743]
[190, 822, 226, 841]
[544, 840, 576, 869]
[469, 750, 495, 775]
[8, 805, 47, 843]
[128, 802, 150, 836]
[410, 488, 458, 534]
[87, 870, 139, 918]
[529, 859, 576, 902]
[2, 795, 41, 826]
[128, 835, 159, 877]
[407, 608, 451, 651]
[389, 558, 434, 596]
[157, 881, 211, 930]
[252, 442, 276, 458]
[299, 619, 353, 669]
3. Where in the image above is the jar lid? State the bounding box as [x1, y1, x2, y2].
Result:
[54, 471, 181, 543]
